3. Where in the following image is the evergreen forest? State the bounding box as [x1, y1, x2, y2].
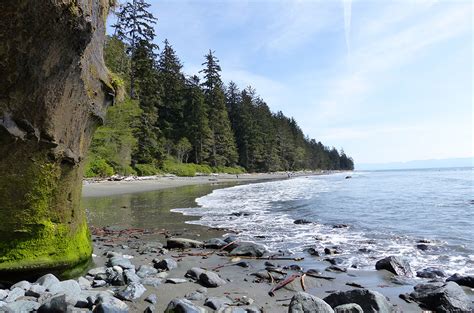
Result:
[85, 0, 354, 177]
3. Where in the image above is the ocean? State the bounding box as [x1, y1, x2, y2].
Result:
[173, 167, 474, 275]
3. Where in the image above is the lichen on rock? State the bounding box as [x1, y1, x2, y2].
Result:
[0, 0, 114, 280]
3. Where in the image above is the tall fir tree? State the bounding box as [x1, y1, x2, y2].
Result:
[200, 51, 238, 166]
[113, 0, 157, 98]
[157, 39, 186, 147]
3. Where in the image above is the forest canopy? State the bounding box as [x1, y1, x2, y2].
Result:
[85, 0, 354, 177]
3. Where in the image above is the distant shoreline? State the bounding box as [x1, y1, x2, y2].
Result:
[81, 171, 336, 198]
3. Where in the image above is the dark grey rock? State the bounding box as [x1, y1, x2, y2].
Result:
[199, 271, 227, 287]
[304, 247, 320, 256]
[115, 282, 146, 301]
[288, 292, 334, 313]
[334, 303, 363, 313]
[185, 267, 206, 280]
[204, 238, 227, 249]
[154, 258, 178, 271]
[36, 274, 60, 290]
[235, 261, 250, 268]
[4, 287, 25, 303]
[416, 267, 446, 279]
[166, 238, 204, 249]
[38, 294, 67, 313]
[107, 256, 135, 270]
[81, 290, 114, 307]
[223, 235, 238, 243]
[106, 267, 126, 286]
[124, 269, 141, 284]
[11, 280, 31, 291]
[324, 247, 341, 255]
[145, 293, 157, 304]
[93, 295, 128, 313]
[323, 289, 393, 313]
[229, 242, 267, 257]
[5, 300, 40, 312]
[205, 296, 232, 310]
[446, 273, 474, 288]
[293, 219, 312, 224]
[325, 265, 347, 273]
[137, 265, 158, 278]
[375, 256, 412, 277]
[164, 298, 206, 313]
[26, 284, 47, 297]
[409, 281, 471, 312]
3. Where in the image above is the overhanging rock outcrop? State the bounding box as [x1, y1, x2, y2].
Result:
[0, 0, 114, 279]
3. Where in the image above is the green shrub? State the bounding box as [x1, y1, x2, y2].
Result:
[84, 158, 114, 178]
[213, 165, 246, 174]
[134, 163, 160, 176]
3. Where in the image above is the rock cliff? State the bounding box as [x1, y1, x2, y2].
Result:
[0, 0, 114, 280]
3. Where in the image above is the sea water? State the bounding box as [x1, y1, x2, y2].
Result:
[173, 168, 474, 275]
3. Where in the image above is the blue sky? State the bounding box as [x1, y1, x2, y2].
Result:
[109, 0, 473, 165]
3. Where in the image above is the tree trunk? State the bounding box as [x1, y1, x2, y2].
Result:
[0, 0, 113, 281]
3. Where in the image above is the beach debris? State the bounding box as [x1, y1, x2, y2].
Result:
[268, 273, 300, 297]
[288, 292, 334, 313]
[409, 281, 471, 312]
[375, 256, 413, 277]
[323, 289, 393, 313]
[300, 274, 307, 291]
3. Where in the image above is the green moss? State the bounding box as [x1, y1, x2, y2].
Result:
[0, 147, 92, 277]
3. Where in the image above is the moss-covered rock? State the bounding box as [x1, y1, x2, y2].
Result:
[0, 0, 112, 280]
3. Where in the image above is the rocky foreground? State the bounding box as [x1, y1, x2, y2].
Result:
[0, 227, 473, 312]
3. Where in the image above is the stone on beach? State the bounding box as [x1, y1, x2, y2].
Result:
[199, 271, 227, 287]
[409, 281, 471, 312]
[107, 256, 135, 270]
[137, 265, 158, 278]
[165, 298, 207, 313]
[4, 300, 40, 312]
[186, 267, 206, 280]
[154, 258, 178, 271]
[145, 293, 158, 304]
[293, 219, 312, 224]
[334, 303, 363, 313]
[47, 279, 82, 304]
[167, 238, 204, 249]
[4, 287, 24, 303]
[11, 280, 31, 291]
[93, 295, 129, 313]
[204, 296, 233, 310]
[38, 294, 68, 312]
[416, 267, 446, 279]
[446, 273, 474, 288]
[115, 282, 146, 301]
[26, 284, 47, 297]
[229, 242, 267, 257]
[323, 289, 393, 313]
[375, 256, 413, 277]
[288, 292, 334, 313]
[166, 278, 188, 284]
[36, 274, 60, 290]
[204, 238, 227, 249]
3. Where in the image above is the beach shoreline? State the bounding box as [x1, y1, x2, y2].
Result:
[81, 171, 331, 198]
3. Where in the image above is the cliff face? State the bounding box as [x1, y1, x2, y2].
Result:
[0, 0, 114, 279]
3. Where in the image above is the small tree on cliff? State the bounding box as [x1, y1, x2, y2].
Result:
[113, 0, 157, 99]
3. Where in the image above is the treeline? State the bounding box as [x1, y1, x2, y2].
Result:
[85, 0, 354, 177]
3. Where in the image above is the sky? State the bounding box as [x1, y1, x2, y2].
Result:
[108, 0, 473, 165]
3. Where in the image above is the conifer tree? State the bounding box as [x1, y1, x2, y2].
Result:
[157, 39, 185, 144]
[200, 51, 238, 166]
[113, 0, 157, 98]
